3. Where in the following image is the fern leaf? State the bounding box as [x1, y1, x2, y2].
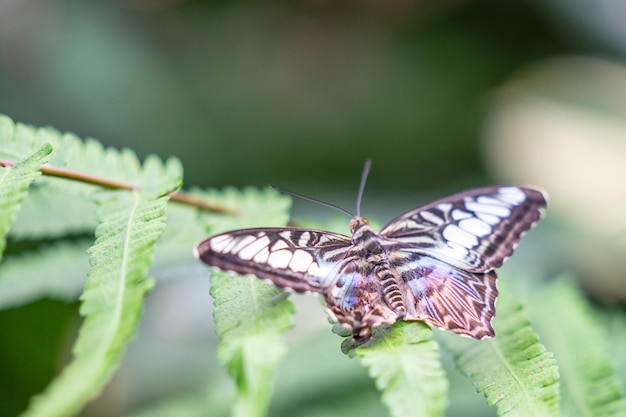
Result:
[20, 156, 182, 417]
[343, 321, 449, 417]
[603, 308, 626, 393]
[441, 280, 560, 417]
[123, 387, 233, 417]
[0, 114, 183, 239]
[0, 144, 52, 262]
[196, 186, 293, 417]
[211, 273, 294, 417]
[193, 185, 291, 234]
[0, 200, 208, 310]
[526, 277, 626, 417]
[11, 186, 97, 237]
[0, 240, 91, 310]
[0, 181, 245, 310]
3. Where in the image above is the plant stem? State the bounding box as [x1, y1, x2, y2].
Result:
[0, 158, 233, 214]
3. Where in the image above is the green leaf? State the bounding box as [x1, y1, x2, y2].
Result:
[198, 186, 293, 417]
[20, 157, 182, 417]
[0, 115, 95, 237]
[0, 114, 183, 239]
[211, 273, 294, 417]
[0, 144, 52, 262]
[526, 277, 626, 417]
[344, 321, 449, 417]
[193, 185, 291, 235]
[11, 185, 97, 237]
[0, 240, 91, 310]
[603, 308, 626, 392]
[123, 386, 233, 417]
[442, 281, 560, 417]
[0, 194, 208, 310]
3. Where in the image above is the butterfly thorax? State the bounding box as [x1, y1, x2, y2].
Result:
[324, 216, 408, 342]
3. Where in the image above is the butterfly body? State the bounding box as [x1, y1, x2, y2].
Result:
[196, 185, 546, 342]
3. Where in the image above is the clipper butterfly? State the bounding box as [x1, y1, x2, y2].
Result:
[195, 162, 547, 342]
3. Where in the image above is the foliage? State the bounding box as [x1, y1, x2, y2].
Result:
[343, 322, 449, 417]
[1, 114, 626, 417]
[0, 240, 91, 309]
[194, 185, 293, 417]
[22, 188, 178, 417]
[210, 273, 294, 417]
[0, 144, 52, 262]
[524, 277, 626, 417]
[441, 281, 560, 417]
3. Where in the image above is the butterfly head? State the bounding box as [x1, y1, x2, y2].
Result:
[349, 216, 369, 234]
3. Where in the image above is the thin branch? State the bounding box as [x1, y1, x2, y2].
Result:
[168, 191, 233, 214]
[0, 158, 234, 214]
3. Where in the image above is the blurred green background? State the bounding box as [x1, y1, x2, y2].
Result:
[2, 0, 626, 416]
[1, 0, 565, 191]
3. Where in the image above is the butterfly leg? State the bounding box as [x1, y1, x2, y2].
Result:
[353, 326, 372, 343]
[323, 287, 396, 343]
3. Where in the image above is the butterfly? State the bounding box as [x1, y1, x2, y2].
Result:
[195, 161, 547, 342]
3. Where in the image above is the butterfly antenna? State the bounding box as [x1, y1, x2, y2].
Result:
[356, 159, 372, 218]
[270, 186, 354, 218]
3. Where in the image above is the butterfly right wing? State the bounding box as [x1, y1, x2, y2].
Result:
[380, 186, 547, 273]
[194, 227, 354, 293]
[394, 254, 498, 339]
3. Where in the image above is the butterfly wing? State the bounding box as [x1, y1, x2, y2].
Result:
[194, 227, 353, 293]
[396, 254, 498, 339]
[380, 186, 547, 273]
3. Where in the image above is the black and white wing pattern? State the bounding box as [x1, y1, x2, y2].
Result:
[194, 227, 353, 293]
[195, 185, 547, 342]
[379, 186, 546, 339]
[380, 186, 547, 272]
[393, 254, 498, 339]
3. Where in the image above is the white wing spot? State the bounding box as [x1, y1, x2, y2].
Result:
[443, 224, 479, 248]
[323, 246, 351, 260]
[476, 212, 501, 225]
[438, 203, 453, 212]
[419, 211, 444, 225]
[307, 262, 320, 276]
[451, 209, 473, 220]
[477, 196, 507, 206]
[446, 241, 470, 258]
[298, 232, 311, 247]
[238, 235, 270, 260]
[209, 235, 232, 252]
[221, 237, 242, 253]
[279, 231, 292, 240]
[459, 218, 492, 237]
[466, 201, 511, 217]
[289, 250, 314, 272]
[271, 240, 289, 251]
[318, 234, 336, 245]
[253, 247, 270, 263]
[268, 249, 292, 269]
[231, 235, 256, 254]
[498, 187, 526, 205]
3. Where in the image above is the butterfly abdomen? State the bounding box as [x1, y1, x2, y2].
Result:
[376, 266, 407, 315]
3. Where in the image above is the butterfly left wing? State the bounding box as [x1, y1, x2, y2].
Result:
[380, 186, 547, 273]
[194, 227, 354, 293]
[396, 254, 498, 339]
